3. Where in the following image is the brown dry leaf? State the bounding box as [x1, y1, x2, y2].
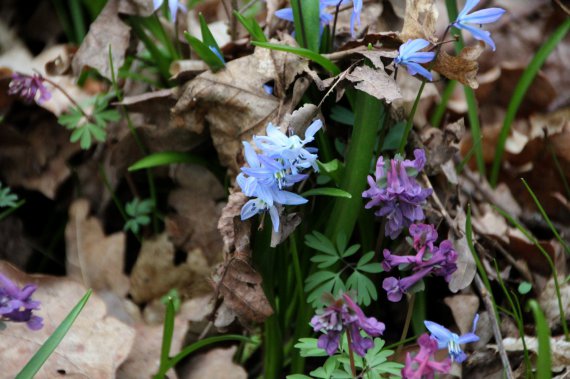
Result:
[180, 346, 247, 379]
[448, 207, 477, 292]
[129, 232, 212, 304]
[65, 199, 129, 296]
[502, 336, 570, 372]
[345, 65, 402, 103]
[172, 46, 308, 174]
[218, 190, 249, 255]
[0, 118, 80, 199]
[538, 276, 570, 330]
[433, 42, 484, 89]
[421, 119, 464, 174]
[271, 213, 302, 247]
[444, 294, 480, 334]
[72, 0, 131, 81]
[215, 258, 274, 324]
[400, 0, 439, 42]
[0, 261, 135, 378]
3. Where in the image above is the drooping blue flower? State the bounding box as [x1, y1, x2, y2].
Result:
[453, 0, 506, 51]
[153, 0, 187, 22]
[0, 274, 43, 330]
[8, 73, 52, 104]
[424, 314, 480, 363]
[394, 39, 436, 81]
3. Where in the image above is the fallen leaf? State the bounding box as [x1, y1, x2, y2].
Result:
[448, 207, 476, 292]
[444, 294, 480, 335]
[0, 261, 135, 378]
[65, 199, 129, 296]
[538, 276, 570, 330]
[346, 65, 402, 103]
[72, 0, 131, 81]
[400, 0, 438, 42]
[172, 46, 307, 174]
[502, 336, 570, 372]
[180, 346, 247, 379]
[218, 190, 249, 255]
[433, 42, 484, 89]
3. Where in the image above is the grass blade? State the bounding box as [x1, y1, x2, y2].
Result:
[155, 297, 176, 378]
[16, 290, 92, 379]
[490, 19, 570, 187]
[301, 188, 351, 199]
[290, 0, 320, 52]
[234, 11, 267, 42]
[527, 300, 552, 379]
[251, 42, 340, 75]
[184, 32, 226, 71]
[128, 151, 208, 171]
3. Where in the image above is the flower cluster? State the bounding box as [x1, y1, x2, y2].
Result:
[311, 293, 385, 356]
[275, 0, 363, 37]
[382, 223, 458, 302]
[394, 0, 505, 80]
[8, 73, 51, 104]
[362, 149, 432, 239]
[425, 314, 480, 363]
[402, 333, 451, 378]
[0, 274, 43, 330]
[238, 121, 322, 231]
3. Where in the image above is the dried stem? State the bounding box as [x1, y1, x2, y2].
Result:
[345, 329, 357, 378]
[230, 0, 239, 41]
[40, 74, 94, 123]
[396, 293, 415, 356]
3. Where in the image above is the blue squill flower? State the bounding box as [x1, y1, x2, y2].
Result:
[453, 0, 505, 51]
[424, 314, 480, 363]
[153, 0, 187, 22]
[321, 0, 362, 37]
[394, 39, 436, 81]
[208, 46, 226, 65]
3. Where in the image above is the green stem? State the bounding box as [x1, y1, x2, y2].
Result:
[290, 233, 305, 305]
[396, 294, 415, 356]
[0, 200, 25, 222]
[398, 81, 426, 154]
[325, 91, 385, 239]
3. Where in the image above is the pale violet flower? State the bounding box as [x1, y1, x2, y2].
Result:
[453, 0, 506, 51]
[394, 39, 436, 81]
[424, 314, 480, 363]
[153, 0, 186, 22]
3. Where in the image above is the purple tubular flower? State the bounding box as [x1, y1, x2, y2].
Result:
[362, 149, 432, 239]
[394, 39, 436, 81]
[8, 73, 51, 104]
[424, 314, 480, 363]
[453, 0, 506, 51]
[0, 274, 43, 330]
[409, 223, 437, 252]
[382, 267, 432, 302]
[402, 334, 451, 379]
[310, 293, 385, 356]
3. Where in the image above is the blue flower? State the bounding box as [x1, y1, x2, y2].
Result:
[321, 0, 362, 37]
[453, 0, 506, 51]
[275, 1, 335, 34]
[424, 314, 480, 363]
[153, 0, 187, 22]
[208, 46, 226, 65]
[394, 39, 436, 81]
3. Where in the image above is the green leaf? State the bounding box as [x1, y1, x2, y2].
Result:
[527, 300, 552, 379]
[294, 338, 328, 357]
[357, 251, 375, 267]
[301, 188, 352, 198]
[346, 271, 377, 306]
[342, 244, 360, 258]
[305, 231, 337, 257]
[317, 159, 343, 184]
[287, 375, 313, 379]
[381, 121, 406, 152]
[184, 32, 226, 72]
[234, 11, 267, 42]
[198, 13, 221, 51]
[16, 290, 92, 379]
[290, 0, 320, 52]
[252, 42, 340, 75]
[358, 262, 382, 274]
[330, 105, 354, 126]
[305, 270, 336, 292]
[129, 151, 209, 171]
[518, 281, 532, 295]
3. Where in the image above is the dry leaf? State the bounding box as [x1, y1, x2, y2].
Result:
[218, 190, 249, 255]
[0, 261, 135, 378]
[172, 46, 307, 174]
[72, 0, 131, 81]
[502, 336, 570, 372]
[400, 0, 439, 42]
[448, 207, 476, 292]
[65, 199, 129, 296]
[444, 294, 480, 334]
[346, 65, 402, 103]
[180, 346, 247, 379]
[538, 276, 570, 330]
[433, 43, 484, 89]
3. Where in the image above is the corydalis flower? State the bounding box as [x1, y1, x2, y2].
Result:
[153, 0, 186, 22]
[402, 334, 451, 379]
[424, 314, 480, 363]
[311, 293, 385, 356]
[453, 0, 505, 51]
[394, 39, 436, 81]
[8, 73, 51, 104]
[362, 149, 432, 239]
[0, 274, 43, 330]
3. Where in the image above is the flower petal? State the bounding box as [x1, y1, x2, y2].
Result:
[456, 23, 496, 50]
[457, 332, 480, 344]
[424, 321, 452, 347]
[461, 7, 505, 24]
[457, 0, 480, 19]
[275, 8, 295, 22]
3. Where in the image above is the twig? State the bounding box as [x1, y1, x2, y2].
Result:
[474, 274, 514, 379]
[39, 74, 94, 123]
[230, 0, 239, 41]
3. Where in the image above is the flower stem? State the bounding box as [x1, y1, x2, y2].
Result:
[40, 75, 93, 123]
[345, 329, 357, 378]
[396, 293, 415, 356]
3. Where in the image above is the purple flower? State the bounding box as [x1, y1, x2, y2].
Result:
[382, 267, 432, 302]
[424, 314, 480, 363]
[409, 223, 437, 252]
[8, 73, 51, 104]
[153, 0, 187, 22]
[402, 334, 451, 379]
[394, 39, 436, 81]
[453, 0, 506, 51]
[311, 293, 385, 356]
[0, 274, 43, 330]
[362, 150, 432, 239]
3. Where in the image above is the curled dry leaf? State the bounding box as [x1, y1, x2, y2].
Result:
[72, 0, 131, 81]
[0, 261, 135, 378]
[420, 119, 464, 174]
[346, 65, 402, 103]
[448, 206, 477, 292]
[65, 199, 129, 296]
[172, 46, 308, 174]
[433, 42, 485, 89]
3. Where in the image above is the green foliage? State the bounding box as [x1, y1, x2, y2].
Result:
[128, 151, 209, 171]
[234, 11, 268, 42]
[16, 290, 92, 379]
[290, 0, 320, 52]
[124, 198, 154, 234]
[252, 42, 341, 75]
[0, 182, 18, 208]
[301, 188, 352, 199]
[160, 288, 181, 312]
[58, 95, 120, 149]
[184, 15, 226, 72]
[518, 281, 532, 295]
[528, 300, 552, 379]
[304, 231, 382, 307]
[292, 337, 403, 379]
